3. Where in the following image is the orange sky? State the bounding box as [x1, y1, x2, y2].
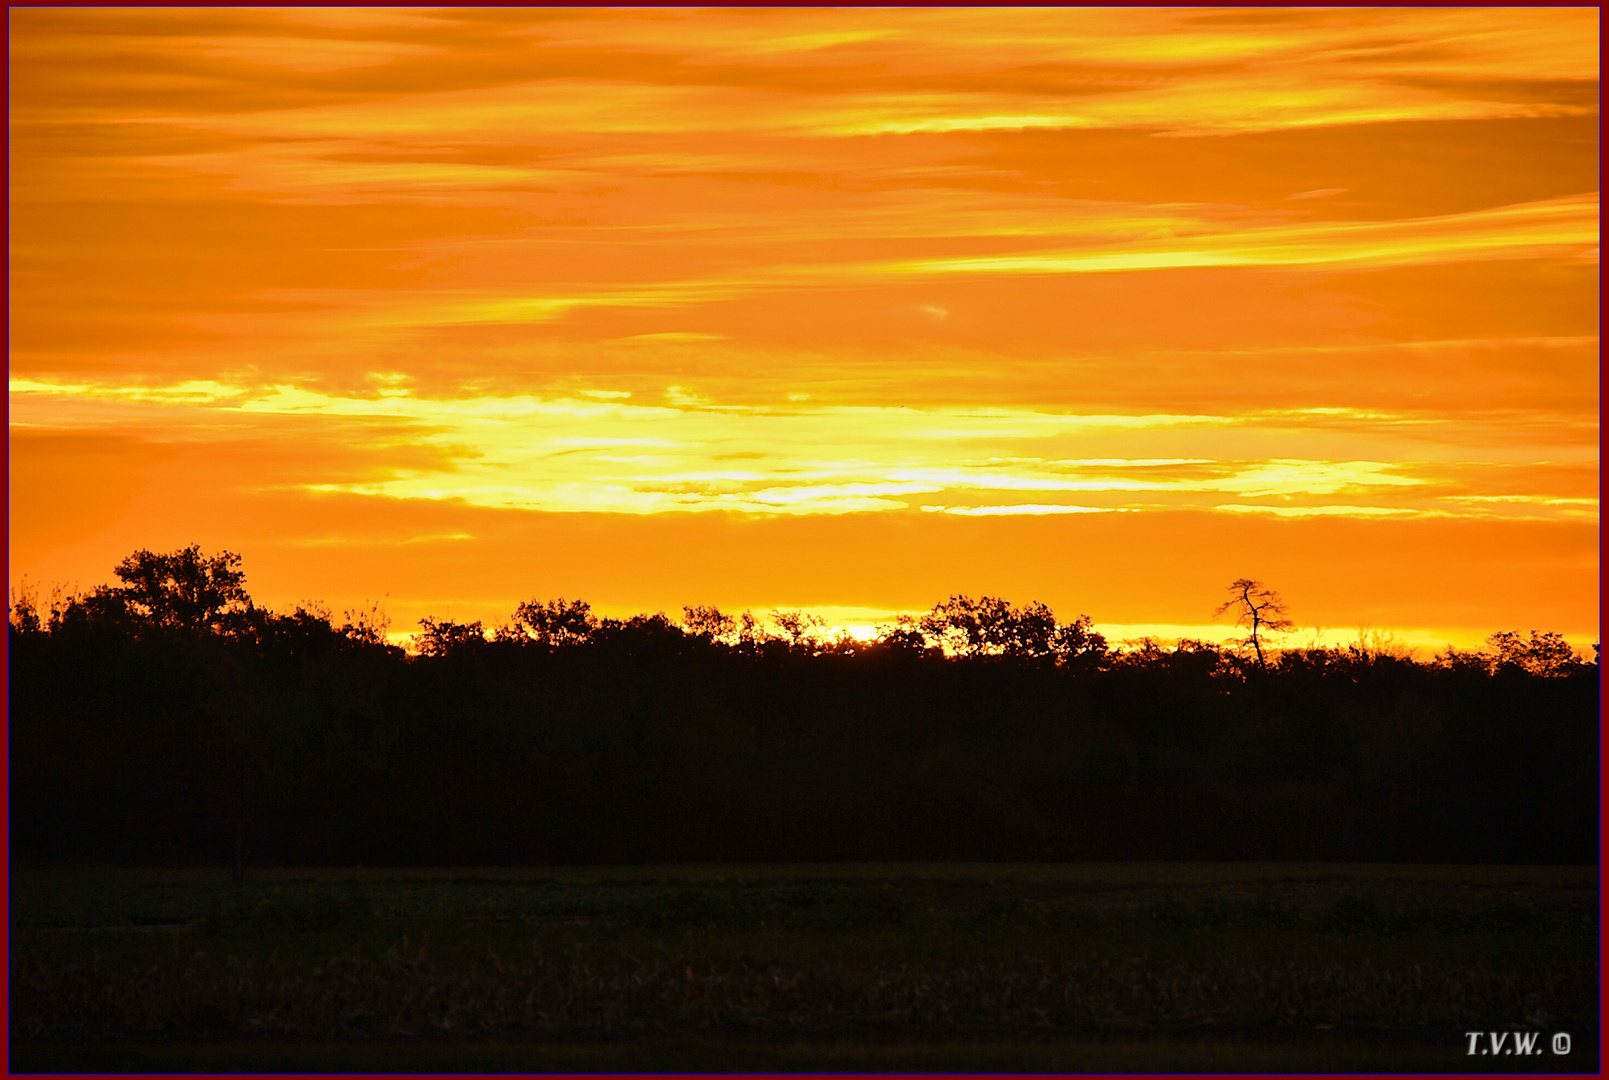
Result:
[8, 7, 1600, 651]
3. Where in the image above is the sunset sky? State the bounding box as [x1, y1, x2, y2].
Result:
[8, 7, 1599, 652]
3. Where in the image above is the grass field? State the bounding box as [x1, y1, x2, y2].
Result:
[10, 863, 1597, 1073]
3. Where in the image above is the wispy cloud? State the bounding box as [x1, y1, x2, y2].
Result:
[881, 196, 1597, 276]
[13, 378, 1594, 525]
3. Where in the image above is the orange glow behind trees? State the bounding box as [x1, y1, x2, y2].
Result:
[8, 8, 1598, 649]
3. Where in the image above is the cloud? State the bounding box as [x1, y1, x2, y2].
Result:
[881, 195, 1597, 277]
[13, 378, 1592, 525]
[187, 36, 445, 74]
[922, 504, 1129, 516]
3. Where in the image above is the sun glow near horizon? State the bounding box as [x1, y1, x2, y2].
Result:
[363, 610, 1576, 661]
[8, 7, 1598, 649]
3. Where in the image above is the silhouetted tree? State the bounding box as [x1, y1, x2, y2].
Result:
[736, 610, 769, 651]
[1432, 645, 1496, 676]
[919, 595, 1074, 658]
[338, 598, 393, 647]
[9, 579, 44, 637]
[682, 605, 736, 644]
[770, 609, 827, 650]
[874, 614, 932, 653]
[999, 599, 1057, 657]
[1214, 578, 1295, 667]
[414, 617, 487, 657]
[111, 544, 252, 634]
[1485, 629, 1580, 676]
[918, 595, 996, 655]
[507, 598, 596, 646]
[1053, 613, 1109, 665]
[593, 611, 684, 648]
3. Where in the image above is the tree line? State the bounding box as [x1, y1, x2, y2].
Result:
[8, 546, 1598, 867]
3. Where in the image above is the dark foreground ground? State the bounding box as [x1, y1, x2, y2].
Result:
[10, 863, 1597, 1074]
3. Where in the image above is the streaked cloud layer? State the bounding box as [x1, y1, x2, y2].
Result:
[9, 7, 1598, 645]
[10, 377, 1594, 525]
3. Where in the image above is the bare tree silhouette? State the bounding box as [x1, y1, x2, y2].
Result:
[1215, 578, 1295, 667]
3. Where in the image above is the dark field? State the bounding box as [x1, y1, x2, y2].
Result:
[9, 863, 1597, 1073]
